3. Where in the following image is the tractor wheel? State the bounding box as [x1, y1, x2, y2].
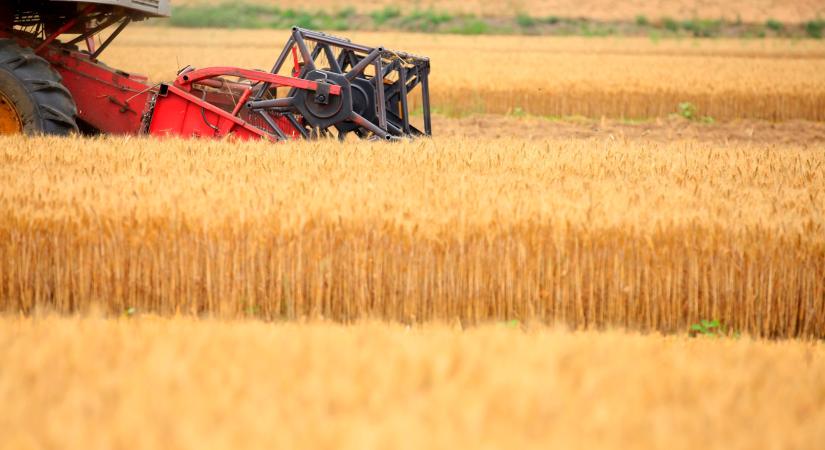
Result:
[0, 39, 78, 136]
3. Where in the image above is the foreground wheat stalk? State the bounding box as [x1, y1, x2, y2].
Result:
[0, 136, 823, 337]
[1, 316, 824, 450]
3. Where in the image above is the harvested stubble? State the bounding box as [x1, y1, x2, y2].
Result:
[2, 317, 824, 450]
[434, 114, 825, 144]
[109, 28, 825, 121]
[1, 136, 823, 338]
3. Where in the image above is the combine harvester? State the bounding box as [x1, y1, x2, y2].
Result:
[0, 0, 432, 140]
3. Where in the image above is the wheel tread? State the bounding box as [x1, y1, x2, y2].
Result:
[40, 104, 79, 130]
[0, 39, 78, 135]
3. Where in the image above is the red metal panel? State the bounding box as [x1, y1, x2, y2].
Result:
[0, 31, 300, 140]
[0, 31, 152, 135]
[40, 48, 152, 134]
[148, 85, 299, 141]
[175, 67, 342, 95]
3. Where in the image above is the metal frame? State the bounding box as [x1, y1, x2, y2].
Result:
[247, 27, 432, 140]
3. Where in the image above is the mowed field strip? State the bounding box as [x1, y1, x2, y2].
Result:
[175, 0, 825, 24]
[1, 317, 824, 450]
[112, 28, 825, 121]
[435, 115, 825, 143]
[2, 136, 823, 337]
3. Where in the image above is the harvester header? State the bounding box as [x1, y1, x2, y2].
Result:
[0, 0, 432, 141]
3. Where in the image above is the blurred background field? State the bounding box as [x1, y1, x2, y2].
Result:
[157, 0, 825, 41]
[173, 0, 825, 26]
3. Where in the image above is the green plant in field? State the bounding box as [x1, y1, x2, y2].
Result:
[662, 17, 679, 32]
[690, 319, 740, 338]
[451, 18, 490, 35]
[765, 18, 784, 32]
[245, 301, 260, 317]
[517, 13, 537, 28]
[681, 18, 722, 37]
[336, 7, 355, 20]
[401, 9, 453, 31]
[636, 15, 649, 26]
[371, 6, 401, 26]
[169, 3, 359, 30]
[170, 4, 275, 28]
[500, 319, 521, 329]
[317, 11, 351, 31]
[579, 22, 614, 37]
[678, 102, 697, 120]
[290, 10, 318, 29]
[509, 106, 527, 117]
[691, 319, 722, 336]
[805, 19, 824, 38]
[677, 102, 715, 123]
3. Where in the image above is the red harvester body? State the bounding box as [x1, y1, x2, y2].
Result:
[0, 0, 432, 141]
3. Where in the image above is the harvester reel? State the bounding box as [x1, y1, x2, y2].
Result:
[241, 28, 431, 141]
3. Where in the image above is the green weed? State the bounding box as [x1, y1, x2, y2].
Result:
[681, 18, 722, 37]
[517, 13, 537, 28]
[371, 6, 401, 26]
[451, 18, 490, 35]
[765, 18, 784, 32]
[662, 17, 679, 32]
[690, 319, 740, 338]
[401, 9, 453, 31]
[805, 19, 824, 38]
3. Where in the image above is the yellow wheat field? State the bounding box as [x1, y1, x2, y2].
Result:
[1, 135, 823, 338]
[109, 27, 825, 121]
[1, 316, 824, 450]
[177, 0, 825, 24]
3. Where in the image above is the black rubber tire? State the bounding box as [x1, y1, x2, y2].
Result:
[0, 39, 78, 135]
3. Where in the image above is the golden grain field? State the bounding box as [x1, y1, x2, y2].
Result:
[4, 12, 825, 450]
[111, 27, 825, 121]
[176, 0, 825, 24]
[1, 316, 823, 450]
[2, 135, 823, 338]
